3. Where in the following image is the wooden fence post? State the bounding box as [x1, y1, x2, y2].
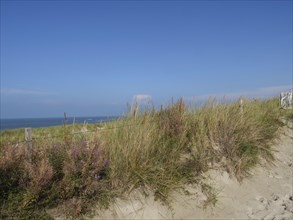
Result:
[25, 128, 32, 162]
[240, 97, 244, 115]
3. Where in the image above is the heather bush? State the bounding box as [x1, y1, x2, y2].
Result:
[0, 144, 25, 202]
[61, 139, 109, 198]
[47, 142, 66, 181]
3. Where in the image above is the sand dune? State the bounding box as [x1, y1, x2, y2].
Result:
[93, 124, 292, 220]
[49, 124, 292, 219]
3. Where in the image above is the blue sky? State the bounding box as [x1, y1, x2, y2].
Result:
[1, 0, 292, 118]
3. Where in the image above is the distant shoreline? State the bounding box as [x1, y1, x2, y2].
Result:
[0, 116, 119, 131]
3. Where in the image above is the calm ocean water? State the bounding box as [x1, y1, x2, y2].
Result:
[0, 116, 118, 131]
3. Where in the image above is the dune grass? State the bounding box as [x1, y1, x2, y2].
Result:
[0, 97, 287, 219]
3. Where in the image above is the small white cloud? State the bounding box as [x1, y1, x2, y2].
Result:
[0, 88, 55, 95]
[133, 94, 152, 103]
[131, 95, 152, 113]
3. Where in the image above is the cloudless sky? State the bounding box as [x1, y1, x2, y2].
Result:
[1, 0, 292, 118]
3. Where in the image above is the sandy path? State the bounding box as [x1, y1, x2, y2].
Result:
[92, 125, 292, 220]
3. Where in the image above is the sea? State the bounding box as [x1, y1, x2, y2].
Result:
[0, 116, 119, 131]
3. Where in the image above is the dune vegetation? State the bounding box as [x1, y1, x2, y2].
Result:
[0, 97, 290, 219]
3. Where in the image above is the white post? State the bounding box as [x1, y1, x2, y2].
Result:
[280, 92, 293, 109]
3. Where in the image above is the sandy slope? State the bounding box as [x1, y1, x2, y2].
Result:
[92, 125, 293, 220]
[50, 125, 293, 219]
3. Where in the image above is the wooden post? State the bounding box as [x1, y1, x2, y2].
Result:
[25, 128, 32, 162]
[64, 112, 67, 126]
[240, 97, 244, 115]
